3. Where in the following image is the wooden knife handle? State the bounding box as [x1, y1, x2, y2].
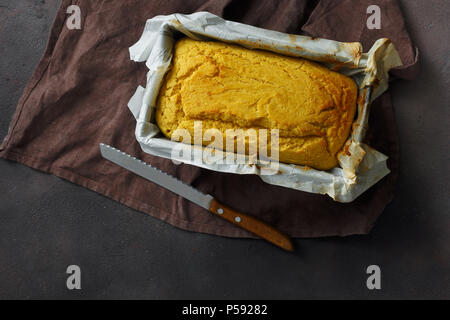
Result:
[209, 199, 294, 252]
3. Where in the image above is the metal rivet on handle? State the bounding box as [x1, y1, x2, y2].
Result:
[217, 208, 224, 215]
[235, 216, 241, 223]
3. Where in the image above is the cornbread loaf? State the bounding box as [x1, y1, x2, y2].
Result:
[156, 38, 358, 170]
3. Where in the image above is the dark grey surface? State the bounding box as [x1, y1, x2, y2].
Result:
[0, 0, 448, 300]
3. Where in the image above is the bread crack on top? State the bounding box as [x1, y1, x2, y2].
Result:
[156, 38, 358, 170]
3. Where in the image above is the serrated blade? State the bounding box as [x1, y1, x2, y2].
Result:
[100, 143, 214, 209]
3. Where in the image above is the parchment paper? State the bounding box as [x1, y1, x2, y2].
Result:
[127, 12, 402, 202]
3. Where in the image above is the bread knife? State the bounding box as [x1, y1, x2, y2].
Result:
[100, 143, 294, 251]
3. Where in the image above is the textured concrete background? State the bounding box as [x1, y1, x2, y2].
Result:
[0, 0, 449, 299]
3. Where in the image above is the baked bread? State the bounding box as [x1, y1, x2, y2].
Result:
[156, 38, 357, 170]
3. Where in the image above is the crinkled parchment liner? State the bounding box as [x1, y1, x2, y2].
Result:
[127, 12, 402, 202]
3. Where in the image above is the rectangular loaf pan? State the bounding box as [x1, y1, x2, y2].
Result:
[127, 12, 402, 202]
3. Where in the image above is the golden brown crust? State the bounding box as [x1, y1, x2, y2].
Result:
[156, 38, 357, 170]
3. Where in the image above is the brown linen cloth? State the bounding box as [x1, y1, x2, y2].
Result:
[0, 0, 418, 238]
